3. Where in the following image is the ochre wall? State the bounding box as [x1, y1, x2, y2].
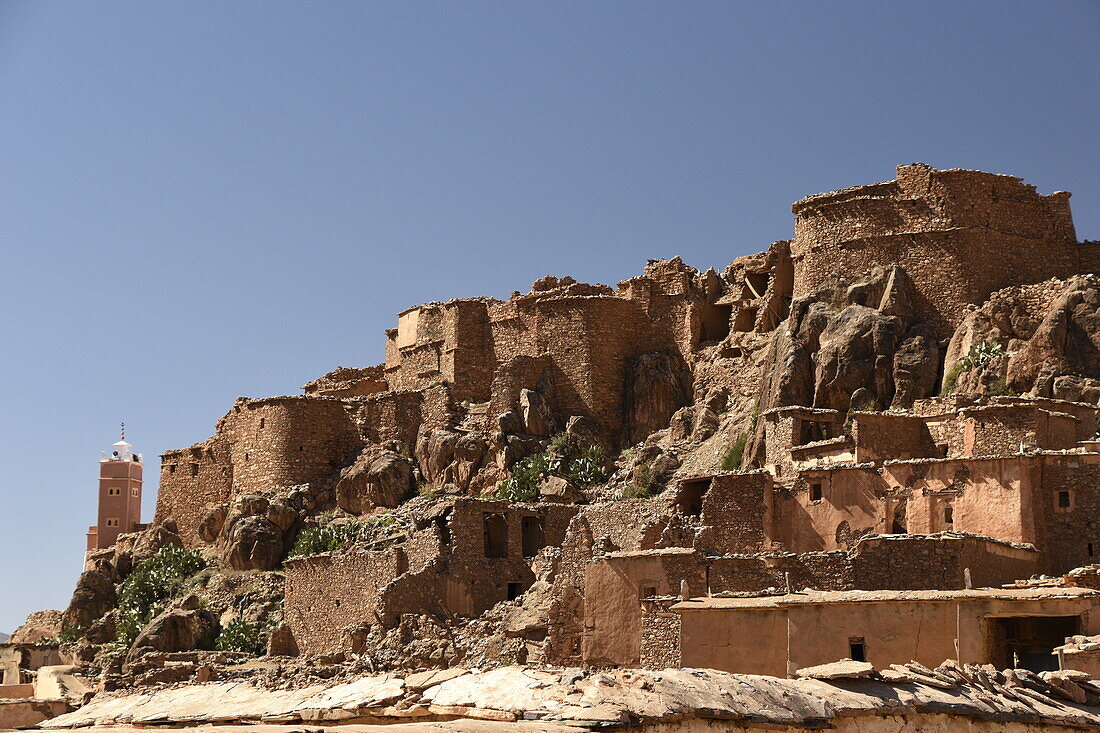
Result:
[791, 165, 1080, 337]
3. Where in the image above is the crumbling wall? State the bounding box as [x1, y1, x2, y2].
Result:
[224, 397, 362, 494]
[691, 472, 774, 554]
[791, 164, 1080, 337]
[283, 548, 408, 655]
[154, 438, 233, 547]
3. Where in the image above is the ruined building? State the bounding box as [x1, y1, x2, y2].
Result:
[52, 163, 1100, 682]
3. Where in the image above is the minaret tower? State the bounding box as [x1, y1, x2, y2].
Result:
[86, 424, 144, 552]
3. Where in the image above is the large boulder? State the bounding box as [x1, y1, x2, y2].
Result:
[62, 558, 119, 630]
[336, 446, 414, 514]
[415, 430, 486, 490]
[128, 599, 219, 660]
[520, 389, 560, 436]
[622, 352, 692, 446]
[221, 515, 283, 571]
[813, 305, 904, 410]
[943, 275, 1100, 401]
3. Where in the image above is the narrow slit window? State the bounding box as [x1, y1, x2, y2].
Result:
[849, 638, 866, 662]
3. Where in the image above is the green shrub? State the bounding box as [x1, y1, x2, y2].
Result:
[618, 482, 655, 500]
[494, 435, 610, 502]
[58, 625, 86, 644]
[287, 515, 409, 558]
[113, 546, 207, 649]
[941, 362, 964, 394]
[989, 378, 1017, 397]
[720, 431, 749, 471]
[959, 341, 1005, 370]
[214, 618, 267, 655]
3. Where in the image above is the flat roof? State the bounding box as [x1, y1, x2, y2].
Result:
[671, 586, 1099, 611]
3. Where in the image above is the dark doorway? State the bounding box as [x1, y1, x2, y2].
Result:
[483, 513, 507, 558]
[521, 515, 545, 557]
[986, 615, 1080, 672]
[674, 479, 710, 517]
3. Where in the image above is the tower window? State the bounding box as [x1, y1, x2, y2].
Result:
[107, 487, 120, 496]
[259, 418, 265, 429]
[168, 464, 177, 474]
[105, 518, 119, 527]
[1058, 491, 1072, 509]
[131, 487, 139, 497]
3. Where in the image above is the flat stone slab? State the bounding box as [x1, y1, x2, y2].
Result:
[39, 665, 1100, 730]
[795, 659, 876, 679]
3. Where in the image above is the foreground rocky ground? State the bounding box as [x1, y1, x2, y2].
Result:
[37, 662, 1100, 731]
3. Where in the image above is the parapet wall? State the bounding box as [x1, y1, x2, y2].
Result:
[791, 164, 1082, 336]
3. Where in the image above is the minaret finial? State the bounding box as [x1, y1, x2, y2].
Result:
[121, 422, 125, 441]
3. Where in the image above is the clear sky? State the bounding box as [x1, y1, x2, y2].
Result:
[0, 0, 1097, 633]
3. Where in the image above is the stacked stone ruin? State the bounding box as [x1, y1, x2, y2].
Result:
[74, 163, 1100, 674]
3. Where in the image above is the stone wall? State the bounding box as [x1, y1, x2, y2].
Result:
[283, 548, 407, 655]
[790, 164, 1081, 337]
[639, 598, 681, 669]
[223, 397, 362, 494]
[155, 438, 233, 547]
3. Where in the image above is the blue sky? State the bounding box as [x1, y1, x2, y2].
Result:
[0, 1, 1097, 633]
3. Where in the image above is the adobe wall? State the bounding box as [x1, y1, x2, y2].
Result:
[775, 467, 889, 552]
[891, 457, 1037, 544]
[581, 549, 707, 666]
[791, 164, 1081, 337]
[676, 593, 1100, 677]
[283, 547, 408, 655]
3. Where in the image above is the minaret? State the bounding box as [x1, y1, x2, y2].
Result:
[86, 424, 144, 552]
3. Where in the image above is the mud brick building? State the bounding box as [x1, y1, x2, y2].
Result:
[123, 163, 1100, 677]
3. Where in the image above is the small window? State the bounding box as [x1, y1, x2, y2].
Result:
[1058, 491, 1071, 509]
[810, 483, 823, 502]
[849, 637, 866, 662]
[1089, 543, 1094, 557]
[107, 487, 119, 496]
[640, 585, 658, 600]
[190, 463, 199, 477]
[168, 464, 177, 474]
[944, 506, 954, 525]
[131, 487, 139, 497]
[936, 444, 948, 458]
[507, 582, 524, 601]
[299, 445, 305, 452]
[105, 518, 119, 527]
[259, 417, 265, 429]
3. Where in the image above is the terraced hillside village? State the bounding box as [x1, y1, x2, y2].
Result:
[7, 162, 1100, 731]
